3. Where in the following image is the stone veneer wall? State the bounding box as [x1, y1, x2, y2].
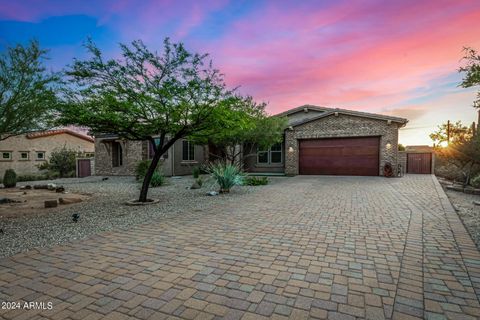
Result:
[284, 114, 401, 176]
[94, 139, 144, 176]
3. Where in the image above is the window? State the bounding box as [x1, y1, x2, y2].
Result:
[182, 140, 195, 161]
[148, 138, 168, 159]
[84, 153, 95, 158]
[1, 151, 12, 160]
[36, 151, 45, 160]
[20, 152, 29, 160]
[112, 142, 123, 167]
[257, 143, 283, 164]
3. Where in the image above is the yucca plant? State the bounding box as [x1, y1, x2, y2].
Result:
[206, 161, 244, 193]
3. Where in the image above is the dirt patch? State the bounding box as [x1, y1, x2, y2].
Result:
[0, 188, 91, 218]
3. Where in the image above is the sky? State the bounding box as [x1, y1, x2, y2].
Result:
[0, 0, 479, 145]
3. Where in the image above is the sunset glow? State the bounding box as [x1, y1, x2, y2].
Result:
[1, 0, 479, 145]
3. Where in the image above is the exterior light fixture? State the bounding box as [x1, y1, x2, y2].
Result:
[288, 146, 294, 153]
[386, 143, 392, 150]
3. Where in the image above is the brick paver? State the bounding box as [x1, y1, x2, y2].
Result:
[1, 175, 480, 319]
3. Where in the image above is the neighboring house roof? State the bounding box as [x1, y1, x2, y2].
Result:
[405, 145, 433, 152]
[26, 129, 94, 143]
[277, 104, 408, 127]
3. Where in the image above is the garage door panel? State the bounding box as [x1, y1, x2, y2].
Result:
[299, 137, 379, 176]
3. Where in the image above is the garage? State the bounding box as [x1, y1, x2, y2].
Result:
[299, 136, 380, 176]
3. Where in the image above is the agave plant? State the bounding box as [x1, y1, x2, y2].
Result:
[206, 161, 244, 193]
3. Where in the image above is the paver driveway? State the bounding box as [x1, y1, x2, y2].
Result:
[1, 175, 480, 320]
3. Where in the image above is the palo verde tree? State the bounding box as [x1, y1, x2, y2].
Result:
[0, 40, 58, 140]
[192, 95, 287, 165]
[459, 46, 480, 108]
[58, 38, 234, 202]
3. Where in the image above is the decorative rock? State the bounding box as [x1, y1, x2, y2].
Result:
[190, 181, 201, 189]
[474, 201, 480, 206]
[206, 191, 218, 196]
[446, 185, 464, 192]
[464, 188, 475, 194]
[47, 183, 57, 190]
[34, 185, 49, 189]
[474, 189, 480, 195]
[25, 185, 32, 190]
[0, 198, 21, 204]
[59, 198, 83, 205]
[55, 187, 65, 193]
[44, 200, 58, 208]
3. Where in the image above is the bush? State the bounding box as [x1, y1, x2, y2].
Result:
[192, 166, 201, 179]
[38, 146, 77, 178]
[471, 174, 480, 188]
[196, 177, 203, 187]
[150, 171, 165, 187]
[3, 169, 17, 188]
[244, 176, 269, 186]
[135, 160, 163, 180]
[206, 161, 244, 193]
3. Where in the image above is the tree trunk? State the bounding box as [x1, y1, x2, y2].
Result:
[138, 144, 164, 202]
[138, 133, 182, 202]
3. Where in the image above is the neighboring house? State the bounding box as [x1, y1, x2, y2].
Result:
[0, 129, 94, 177]
[245, 105, 408, 176]
[95, 105, 408, 177]
[94, 136, 206, 176]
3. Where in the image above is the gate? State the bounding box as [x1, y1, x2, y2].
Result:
[407, 153, 432, 174]
[77, 159, 92, 177]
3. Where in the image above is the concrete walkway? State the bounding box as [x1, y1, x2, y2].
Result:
[1, 175, 480, 319]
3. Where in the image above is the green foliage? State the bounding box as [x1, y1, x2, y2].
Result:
[38, 146, 77, 178]
[244, 176, 269, 186]
[192, 166, 201, 179]
[196, 177, 203, 187]
[3, 169, 17, 188]
[435, 134, 480, 185]
[430, 121, 472, 145]
[459, 47, 480, 108]
[192, 96, 287, 164]
[57, 38, 236, 202]
[0, 40, 59, 140]
[471, 174, 480, 188]
[398, 144, 405, 151]
[206, 161, 244, 193]
[150, 171, 165, 187]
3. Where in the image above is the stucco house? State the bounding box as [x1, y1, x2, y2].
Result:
[0, 129, 94, 177]
[95, 105, 407, 177]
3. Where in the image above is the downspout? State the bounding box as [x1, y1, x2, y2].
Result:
[171, 140, 175, 176]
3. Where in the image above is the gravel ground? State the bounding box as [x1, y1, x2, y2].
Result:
[0, 175, 284, 258]
[444, 187, 480, 249]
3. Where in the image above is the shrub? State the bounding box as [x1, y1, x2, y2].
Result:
[38, 147, 77, 178]
[244, 176, 269, 186]
[471, 174, 480, 188]
[192, 166, 201, 179]
[150, 171, 165, 187]
[3, 169, 17, 188]
[196, 177, 203, 187]
[206, 161, 244, 193]
[135, 160, 162, 180]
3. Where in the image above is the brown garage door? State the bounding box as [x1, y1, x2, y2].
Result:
[299, 137, 380, 176]
[407, 153, 432, 174]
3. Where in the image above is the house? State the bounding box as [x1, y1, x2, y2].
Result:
[94, 105, 408, 177]
[94, 135, 207, 176]
[245, 105, 408, 176]
[0, 129, 94, 177]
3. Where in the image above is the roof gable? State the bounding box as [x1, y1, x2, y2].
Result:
[26, 129, 94, 143]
